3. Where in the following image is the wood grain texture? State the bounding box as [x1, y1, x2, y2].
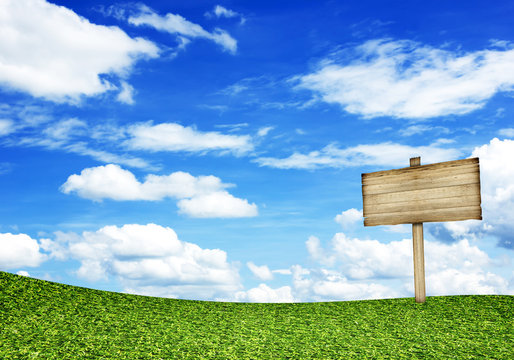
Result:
[362, 158, 482, 226]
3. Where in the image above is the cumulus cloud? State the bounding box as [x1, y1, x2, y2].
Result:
[0, 233, 47, 269]
[128, 4, 237, 54]
[247, 262, 274, 281]
[428, 138, 514, 249]
[301, 232, 511, 299]
[255, 141, 461, 170]
[335, 208, 363, 229]
[177, 192, 258, 218]
[0, 0, 159, 103]
[125, 122, 254, 156]
[233, 284, 295, 303]
[470, 138, 514, 248]
[60, 164, 258, 218]
[295, 39, 514, 119]
[291, 265, 397, 302]
[42, 223, 242, 300]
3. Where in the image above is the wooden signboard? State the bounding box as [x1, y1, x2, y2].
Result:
[361, 157, 482, 303]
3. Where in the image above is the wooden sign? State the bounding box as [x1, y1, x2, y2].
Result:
[361, 157, 482, 303]
[362, 157, 481, 227]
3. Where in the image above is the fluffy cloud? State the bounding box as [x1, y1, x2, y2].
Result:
[177, 192, 258, 218]
[128, 4, 237, 54]
[42, 223, 242, 300]
[247, 262, 274, 281]
[125, 122, 254, 156]
[0, 0, 159, 103]
[296, 39, 514, 119]
[428, 138, 514, 249]
[335, 208, 363, 229]
[291, 265, 397, 302]
[60, 164, 258, 218]
[471, 138, 514, 248]
[233, 284, 295, 303]
[0, 233, 47, 269]
[302, 232, 511, 299]
[255, 141, 461, 169]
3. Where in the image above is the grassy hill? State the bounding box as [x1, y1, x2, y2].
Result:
[1, 271, 512, 359]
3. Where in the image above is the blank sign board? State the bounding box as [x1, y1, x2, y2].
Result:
[362, 158, 482, 226]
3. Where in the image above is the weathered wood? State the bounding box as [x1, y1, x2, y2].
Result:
[362, 171, 480, 196]
[362, 158, 479, 185]
[363, 194, 481, 216]
[410, 157, 426, 303]
[412, 222, 426, 303]
[362, 157, 481, 226]
[363, 183, 480, 206]
[361, 162, 479, 185]
[364, 205, 482, 226]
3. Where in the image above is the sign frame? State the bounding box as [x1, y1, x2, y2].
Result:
[361, 157, 482, 303]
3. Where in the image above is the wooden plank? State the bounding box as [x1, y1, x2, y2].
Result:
[363, 183, 480, 206]
[362, 171, 480, 195]
[363, 193, 481, 216]
[364, 206, 482, 226]
[362, 161, 479, 186]
[362, 157, 479, 184]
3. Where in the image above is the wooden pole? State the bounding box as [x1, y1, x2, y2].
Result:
[410, 157, 426, 303]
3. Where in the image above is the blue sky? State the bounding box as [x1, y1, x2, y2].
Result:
[1, 0, 513, 302]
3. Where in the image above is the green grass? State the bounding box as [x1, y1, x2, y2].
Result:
[1, 271, 512, 359]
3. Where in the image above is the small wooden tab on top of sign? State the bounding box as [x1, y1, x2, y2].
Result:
[361, 157, 482, 303]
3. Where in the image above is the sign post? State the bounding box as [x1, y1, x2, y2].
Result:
[361, 157, 482, 303]
[410, 157, 426, 303]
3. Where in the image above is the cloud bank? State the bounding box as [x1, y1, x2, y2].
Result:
[41, 223, 242, 300]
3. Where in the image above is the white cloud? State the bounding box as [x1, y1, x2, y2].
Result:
[470, 138, 514, 248]
[296, 39, 514, 119]
[43, 223, 242, 300]
[291, 265, 398, 301]
[60, 164, 258, 218]
[302, 232, 510, 299]
[0, 0, 159, 103]
[399, 125, 450, 137]
[205, 5, 246, 25]
[0, 233, 47, 269]
[426, 269, 510, 296]
[255, 141, 461, 169]
[128, 5, 237, 54]
[247, 262, 274, 281]
[498, 128, 514, 138]
[43, 118, 87, 141]
[16, 270, 30, 277]
[116, 81, 135, 105]
[257, 126, 274, 137]
[125, 122, 254, 156]
[233, 284, 295, 303]
[177, 192, 258, 218]
[0, 119, 15, 136]
[335, 208, 363, 229]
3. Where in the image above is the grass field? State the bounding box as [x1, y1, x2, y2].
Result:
[1, 271, 512, 359]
